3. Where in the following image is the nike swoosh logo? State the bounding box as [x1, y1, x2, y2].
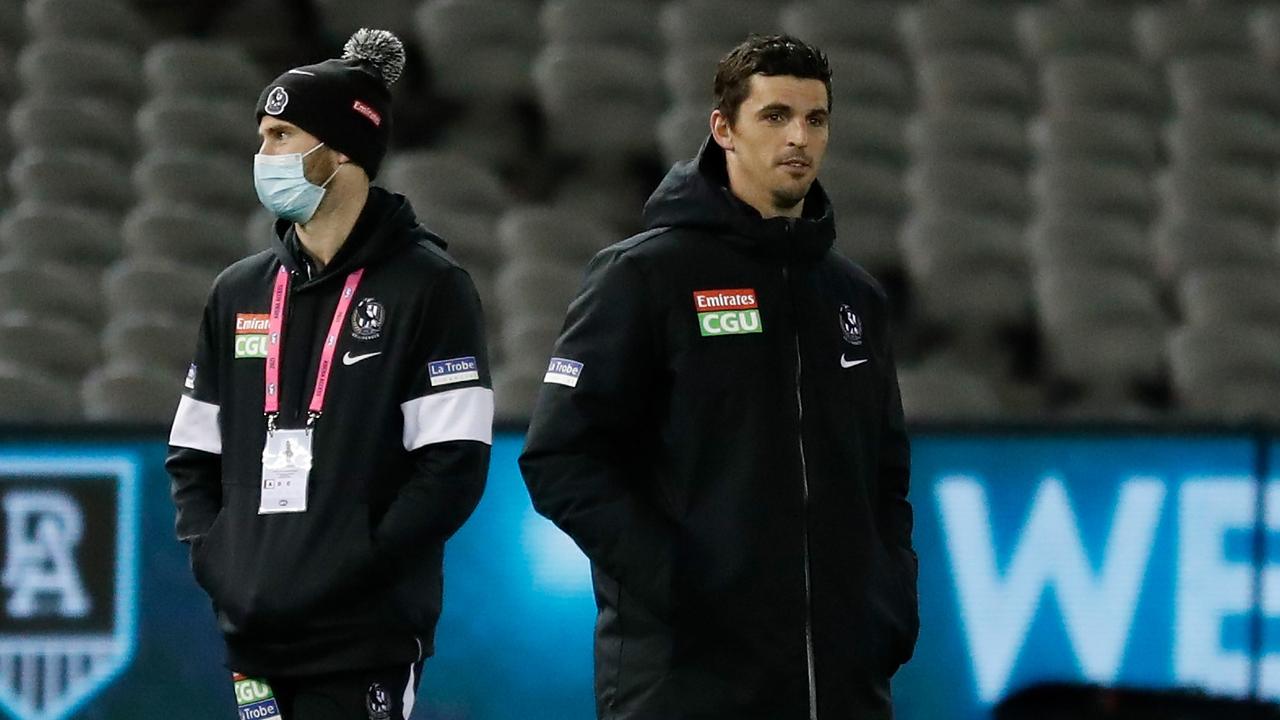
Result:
[341, 351, 382, 366]
[840, 355, 868, 369]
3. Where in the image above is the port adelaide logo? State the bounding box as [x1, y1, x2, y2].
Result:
[351, 298, 385, 341]
[0, 454, 139, 720]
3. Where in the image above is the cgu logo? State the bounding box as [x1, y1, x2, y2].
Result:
[699, 310, 762, 337]
[235, 335, 269, 359]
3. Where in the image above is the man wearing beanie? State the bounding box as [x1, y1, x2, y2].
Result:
[166, 29, 494, 720]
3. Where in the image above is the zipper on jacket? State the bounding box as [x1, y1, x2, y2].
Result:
[784, 265, 819, 720]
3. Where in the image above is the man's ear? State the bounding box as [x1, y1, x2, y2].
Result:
[710, 109, 734, 152]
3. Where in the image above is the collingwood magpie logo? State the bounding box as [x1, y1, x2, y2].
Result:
[366, 682, 391, 720]
[263, 86, 289, 116]
[351, 298, 385, 341]
[839, 304, 863, 346]
[0, 455, 139, 720]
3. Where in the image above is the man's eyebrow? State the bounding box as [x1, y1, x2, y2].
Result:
[757, 102, 793, 115]
[258, 123, 288, 138]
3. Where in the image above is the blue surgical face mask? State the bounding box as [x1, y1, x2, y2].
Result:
[253, 142, 341, 224]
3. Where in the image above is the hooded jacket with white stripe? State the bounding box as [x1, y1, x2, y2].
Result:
[520, 139, 918, 720]
[166, 186, 493, 677]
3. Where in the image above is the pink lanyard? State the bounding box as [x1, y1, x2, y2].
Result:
[264, 266, 365, 429]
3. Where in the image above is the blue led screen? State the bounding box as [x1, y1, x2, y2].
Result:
[0, 429, 1275, 719]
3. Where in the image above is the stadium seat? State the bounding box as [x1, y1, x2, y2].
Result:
[1028, 217, 1153, 278]
[541, 0, 658, 53]
[1029, 112, 1158, 169]
[122, 203, 246, 272]
[900, 209, 1030, 332]
[143, 40, 265, 104]
[7, 148, 134, 214]
[827, 106, 906, 166]
[419, 209, 501, 273]
[0, 0, 23, 46]
[551, 170, 649, 234]
[533, 45, 664, 158]
[1167, 58, 1280, 117]
[1168, 325, 1280, 421]
[1156, 164, 1277, 225]
[313, 0, 416, 41]
[905, 109, 1028, 168]
[1035, 268, 1167, 389]
[1252, 7, 1280, 71]
[663, 46, 726, 105]
[659, 0, 782, 51]
[0, 202, 121, 268]
[133, 150, 257, 215]
[1164, 113, 1280, 171]
[1178, 268, 1280, 327]
[243, 208, 276, 255]
[414, 0, 539, 104]
[1155, 215, 1278, 281]
[0, 257, 103, 329]
[819, 156, 906, 217]
[497, 206, 612, 266]
[0, 311, 98, 382]
[17, 39, 143, 103]
[658, 103, 712, 168]
[906, 159, 1030, 219]
[136, 98, 254, 157]
[382, 150, 511, 218]
[102, 258, 215, 328]
[899, 3, 1020, 56]
[8, 96, 135, 160]
[780, 1, 900, 54]
[494, 258, 584, 321]
[897, 363, 1007, 421]
[81, 363, 181, 423]
[823, 49, 912, 111]
[915, 52, 1033, 113]
[833, 211, 900, 274]
[1015, 6, 1138, 58]
[0, 44, 15, 100]
[0, 362, 80, 422]
[25, 0, 151, 50]
[1031, 161, 1155, 223]
[1041, 56, 1163, 117]
[1134, 6, 1253, 64]
[100, 315, 192, 380]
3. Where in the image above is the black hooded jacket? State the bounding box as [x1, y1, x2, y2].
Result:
[166, 187, 493, 677]
[520, 140, 918, 720]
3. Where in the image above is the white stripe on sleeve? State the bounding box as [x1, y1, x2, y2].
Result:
[168, 396, 222, 454]
[400, 386, 494, 451]
[402, 662, 418, 719]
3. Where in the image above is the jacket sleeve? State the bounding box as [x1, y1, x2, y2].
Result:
[374, 266, 492, 563]
[165, 292, 223, 545]
[881, 334, 919, 659]
[518, 248, 676, 619]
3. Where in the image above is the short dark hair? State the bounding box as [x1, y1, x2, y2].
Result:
[714, 34, 832, 125]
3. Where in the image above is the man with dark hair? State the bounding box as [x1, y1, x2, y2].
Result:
[521, 34, 917, 719]
[166, 29, 493, 720]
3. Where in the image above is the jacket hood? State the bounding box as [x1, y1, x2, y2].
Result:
[641, 136, 836, 262]
[271, 186, 445, 286]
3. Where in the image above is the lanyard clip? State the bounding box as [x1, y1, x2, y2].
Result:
[305, 411, 320, 434]
[266, 412, 278, 435]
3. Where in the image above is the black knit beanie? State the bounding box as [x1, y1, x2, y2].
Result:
[255, 28, 406, 180]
